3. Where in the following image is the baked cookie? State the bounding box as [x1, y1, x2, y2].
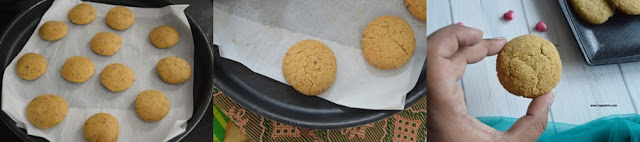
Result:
[405, 0, 426, 22]
[156, 57, 191, 84]
[26, 94, 68, 129]
[362, 15, 415, 70]
[100, 63, 135, 92]
[610, 0, 640, 15]
[106, 6, 135, 30]
[496, 35, 562, 98]
[62, 56, 95, 83]
[91, 32, 122, 56]
[84, 113, 119, 142]
[68, 3, 97, 25]
[39, 21, 68, 41]
[282, 39, 337, 96]
[135, 90, 170, 122]
[150, 25, 180, 48]
[16, 53, 47, 80]
[571, 0, 615, 24]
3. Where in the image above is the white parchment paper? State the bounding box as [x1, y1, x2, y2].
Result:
[213, 0, 426, 110]
[1, 0, 194, 141]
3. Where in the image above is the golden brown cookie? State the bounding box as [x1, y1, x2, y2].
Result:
[39, 21, 68, 41]
[282, 39, 337, 96]
[100, 63, 135, 92]
[150, 25, 180, 48]
[84, 113, 119, 142]
[16, 53, 47, 80]
[106, 6, 135, 30]
[610, 0, 640, 15]
[571, 0, 615, 24]
[91, 32, 122, 56]
[496, 35, 562, 98]
[156, 57, 191, 84]
[405, 0, 426, 22]
[68, 3, 97, 25]
[62, 56, 95, 83]
[362, 15, 415, 70]
[135, 90, 170, 122]
[26, 94, 68, 129]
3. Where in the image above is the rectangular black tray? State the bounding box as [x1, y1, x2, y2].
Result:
[559, 0, 640, 65]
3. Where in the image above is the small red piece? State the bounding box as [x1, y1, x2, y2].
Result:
[456, 22, 464, 26]
[535, 21, 547, 32]
[503, 10, 515, 21]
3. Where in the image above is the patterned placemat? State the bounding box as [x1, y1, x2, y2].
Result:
[213, 88, 427, 142]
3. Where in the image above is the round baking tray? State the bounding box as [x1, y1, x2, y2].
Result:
[212, 42, 426, 128]
[0, 0, 214, 141]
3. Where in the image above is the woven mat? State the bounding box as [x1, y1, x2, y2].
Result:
[213, 88, 427, 142]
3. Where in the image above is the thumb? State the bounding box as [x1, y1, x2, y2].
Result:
[505, 92, 555, 141]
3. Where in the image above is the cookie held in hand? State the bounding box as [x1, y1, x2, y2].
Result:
[496, 35, 562, 98]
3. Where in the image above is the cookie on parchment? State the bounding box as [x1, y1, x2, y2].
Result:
[496, 35, 562, 98]
[39, 21, 68, 41]
[16, 53, 47, 80]
[156, 57, 192, 84]
[106, 6, 135, 30]
[570, 0, 615, 24]
[62, 56, 95, 83]
[150, 25, 180, 49]
[68, 3, 97, 25]
[135, 90, 171, 122]
[610, 0, 640, 15]
[84, 113, 119, 142]
[91, 32, 123, 56]
[26, 94, 68, 129]
[100, 63, 135, 92]
[405, 0, 426, 22]
[362, 15, 415, 70]
[282, 39, 337, 96]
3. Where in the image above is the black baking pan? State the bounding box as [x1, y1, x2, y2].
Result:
[559, 0, 640, 65]
[0, 0, 214, 141]
[212, 45, 426, 128]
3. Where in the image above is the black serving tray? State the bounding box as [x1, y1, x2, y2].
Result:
[212, 42, 426, 129]
[559, 0, 640, 65]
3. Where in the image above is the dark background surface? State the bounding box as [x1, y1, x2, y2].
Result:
[0, 0, 212, 141]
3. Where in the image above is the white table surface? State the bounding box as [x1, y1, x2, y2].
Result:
[427, 0, 640, 126]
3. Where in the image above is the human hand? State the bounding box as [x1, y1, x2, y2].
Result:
[426, 25, 556, 142]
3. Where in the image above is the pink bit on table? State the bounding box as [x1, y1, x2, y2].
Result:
[503, 10, 515, 21]
[535, 21, 547, 32]
[456, 22, 464, 26]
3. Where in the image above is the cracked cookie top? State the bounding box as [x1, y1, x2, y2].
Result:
[497, 35, 562, 98]
[571, 0, 614, 24]
[362, 15, 415, 70]
[282, 39, 337, 96]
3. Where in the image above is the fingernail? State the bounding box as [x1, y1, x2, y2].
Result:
[470, 27, 484, 33]
[488, 37, 506, 40]
[546, 92, 556, 108]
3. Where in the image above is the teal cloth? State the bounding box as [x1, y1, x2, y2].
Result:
[478, 114, 640, 142]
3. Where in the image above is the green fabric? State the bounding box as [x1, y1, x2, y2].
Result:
[478, 114, 640, 142]
[214, 103, 229, 142]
